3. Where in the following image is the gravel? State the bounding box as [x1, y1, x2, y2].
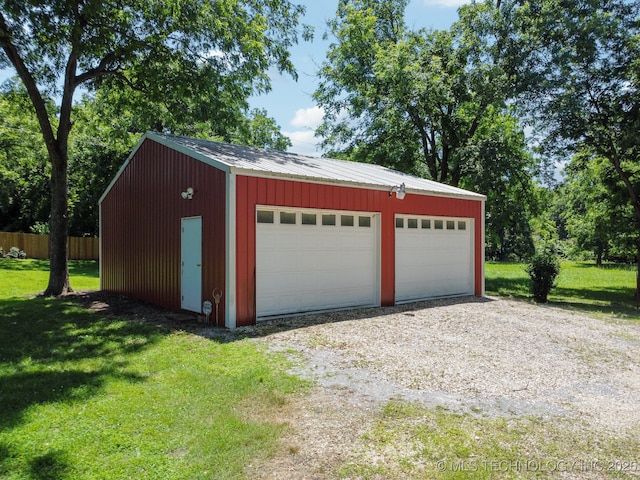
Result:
[236, 296, 640, 478]
[71, 291, 640, 477]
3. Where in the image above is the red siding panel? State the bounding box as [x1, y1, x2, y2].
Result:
[101, 139, 227, 320]
[235, 177, 484, 325]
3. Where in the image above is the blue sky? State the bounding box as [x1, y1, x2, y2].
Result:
[0, 0, 468, 156]
[252, 0, 469, 156]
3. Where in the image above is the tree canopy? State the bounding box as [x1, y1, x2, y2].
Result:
[314, 0, 539, 259]
[498, 0, 640, 294]
[0, 0, 309, 294]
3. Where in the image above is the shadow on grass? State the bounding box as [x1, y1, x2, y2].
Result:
[0, 258, 98, 277]
[0, 258, 51, 271]
[0, 295, 162, 431]
[487, 274, 640, 320]
[570, 261, 637, 271]
[485, 277, 530, 297]
[29, 450, 70, 480]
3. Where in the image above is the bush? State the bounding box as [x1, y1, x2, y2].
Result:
[2, 246, 27, 259]
[526, 251, 560, 303]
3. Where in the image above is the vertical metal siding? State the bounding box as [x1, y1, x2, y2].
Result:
[100, 139, 226, 319]
[234, 176, 483, 326]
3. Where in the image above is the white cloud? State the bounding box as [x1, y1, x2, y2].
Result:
[290, 106, 324, 129]
[283, 129, 322, 157]
[423, 0, 471, 7]
[282, 106, 325, 156]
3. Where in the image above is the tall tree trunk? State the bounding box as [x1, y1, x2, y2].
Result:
[44, 152, 71, 295]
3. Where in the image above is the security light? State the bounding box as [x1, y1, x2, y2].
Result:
[389, 183, 406, 200]
[181, 187, 194, 200]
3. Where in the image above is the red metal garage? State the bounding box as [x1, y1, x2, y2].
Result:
[99, 132, 485, 328]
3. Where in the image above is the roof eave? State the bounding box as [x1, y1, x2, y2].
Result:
[229, 166, 486, 202]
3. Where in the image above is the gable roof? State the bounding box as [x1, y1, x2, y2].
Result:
[100, 132, 485, 203]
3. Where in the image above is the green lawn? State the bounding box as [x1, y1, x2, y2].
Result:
[0, 259, 305, 480]
[486, 260, 640, 320]
[2, 258, 638, 479]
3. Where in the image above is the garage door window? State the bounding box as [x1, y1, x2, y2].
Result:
[397, 216, 469, 234]
[280, 212, 296, 224]
[302, 213, 317, 225]
[257, 210, 274, 223]
[322, 214, 336, 226]
[341, 215, 354, 227]
[359, 216, 371, 227]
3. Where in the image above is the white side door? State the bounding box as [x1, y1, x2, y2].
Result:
[181, 216, 202, 312]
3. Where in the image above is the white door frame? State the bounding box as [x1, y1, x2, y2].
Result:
[181, 216, 202, 312]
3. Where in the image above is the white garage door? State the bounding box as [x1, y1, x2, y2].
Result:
[256, 207, 380, 318]
[395, 215, 473, 302]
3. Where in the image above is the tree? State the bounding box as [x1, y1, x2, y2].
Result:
[559, 150, 636, 265]
[0, 0, 308, 295]
[230, 108, 292, 151]
[314, 0, 538, 256]
[0, 80, 51, 233]
[499, 0, 640, 295]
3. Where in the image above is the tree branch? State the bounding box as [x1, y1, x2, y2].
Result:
[74, 53, 120, 84]
[0, 13, 58, 162]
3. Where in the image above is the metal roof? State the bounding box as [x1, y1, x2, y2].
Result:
[151, 132, 486, 201]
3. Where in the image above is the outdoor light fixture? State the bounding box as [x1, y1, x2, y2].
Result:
[181, 187, 194, 200]
[389, 183, 406, 200]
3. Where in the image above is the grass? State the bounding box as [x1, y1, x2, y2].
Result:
[0, 259, 306, 480]
[338, 401, 640, 479]
[2, 258, 639, 479]
[486, 261, 640, 320]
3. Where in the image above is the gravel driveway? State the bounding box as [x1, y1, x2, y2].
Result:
[236, 296, 640, 479]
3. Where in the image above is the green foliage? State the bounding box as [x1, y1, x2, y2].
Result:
[0, 81, 52, 232]
[230, 108, 292, 151]
[67, 93, 139, 236]
[315, 0, 538, 259]
[526, 251, 560, 303]
[1, 0, 308, 293]
[496, 0, 640, 290]
[558, 150, 637, 264]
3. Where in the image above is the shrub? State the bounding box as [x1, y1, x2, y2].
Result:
[526, 251, 560, 303]
[3, 246, 27, 259]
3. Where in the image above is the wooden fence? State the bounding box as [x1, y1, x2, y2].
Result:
[0, 232, 99, 260]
